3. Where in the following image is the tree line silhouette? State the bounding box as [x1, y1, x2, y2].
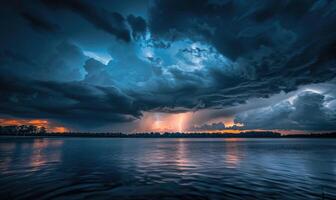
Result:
[0, 125, 335, 138]
[0, 125, 46, 135]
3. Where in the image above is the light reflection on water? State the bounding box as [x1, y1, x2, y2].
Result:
[0, 137, 336, 199]
[30, 139, 63, 170]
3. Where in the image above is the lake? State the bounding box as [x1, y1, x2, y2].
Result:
[0, 137, 335, 199]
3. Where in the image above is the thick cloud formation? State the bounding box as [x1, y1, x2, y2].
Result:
[149, 0, 336, 92]
[0, 0, 336, 131]
[192, 122, 227, 131]
[20, 11, 61, 33]
[127, 15, 147, 39]
[235, 90, 336, 131]
[41, 0, 132, 42]
[0, 74, 140, 130]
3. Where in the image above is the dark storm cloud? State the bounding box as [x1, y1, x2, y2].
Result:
[146, 0, 336, 109]
[127, 15, 147, 39]
[150, 0, 327, 58]
[83, 58, 115, 86]
[0, 74, 141, 130]
[235, 91, 336, 131]
[20, 11, 60, 33]
[192, 122, 226, 131]
[1, 0, 336, 131]
[0, 0, 146, 129]
[41, 0, 131, 42]
[0, 50, 37, 68]
[0, 41, 86, 81]
[191, 121, 244, 131]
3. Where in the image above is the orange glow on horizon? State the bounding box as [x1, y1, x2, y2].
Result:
[1, 117, 311, 135]
[50, 126, 69, 133]
[0, 118, 68, 133]
[0, 119, 48, 127]
[223, 119, 243, 128]
[136, 112, 248, 133]
[137, 112, 193, 132]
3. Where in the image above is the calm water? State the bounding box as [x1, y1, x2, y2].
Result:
[0, 137, 335, 200]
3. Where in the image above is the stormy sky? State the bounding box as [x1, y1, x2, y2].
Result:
[0, 0, 336, 133]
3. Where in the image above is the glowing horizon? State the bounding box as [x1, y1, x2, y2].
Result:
[0, 116, 326, 135]
[0, 118, 69, 133]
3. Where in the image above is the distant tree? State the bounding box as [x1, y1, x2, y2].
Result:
[29, 125, 38, 134]
[39, 127, 47, 134]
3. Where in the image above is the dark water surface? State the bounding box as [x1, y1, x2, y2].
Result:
[0, 137, 335, 200]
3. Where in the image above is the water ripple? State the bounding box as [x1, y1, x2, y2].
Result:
[0, 138, 336, 199]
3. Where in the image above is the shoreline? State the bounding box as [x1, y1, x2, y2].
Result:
[1, 133, 336, 139]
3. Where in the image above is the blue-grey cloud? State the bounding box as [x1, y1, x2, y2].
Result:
[192, 122, 227, 131]
[41, 0, 132, 42]
[0, 74, 140, 130]
[20, 11, 61, 33]
[1, 0, 336, 131]
[127, 14, 147, 40]
[235, 90, 336, 131]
